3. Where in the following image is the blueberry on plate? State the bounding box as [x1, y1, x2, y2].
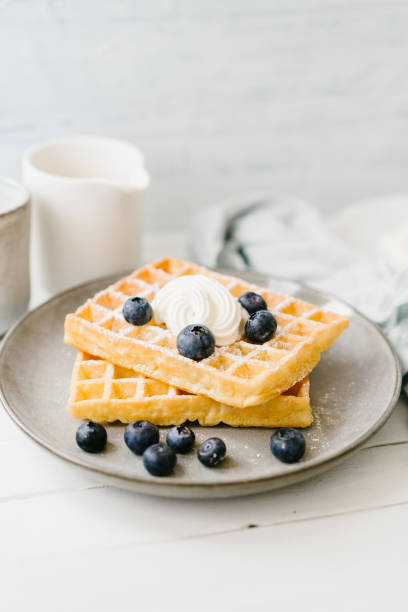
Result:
[270, 428, 306, 463]
[197, 437, 226, 467]
[124, 420, 159, 455]
[176, 324, 215, 361]
[76, 421, 107, 453]
[238, 291, 267, 315]
[123, 296, 153, 326]
[245, 309, 277, 344]
[143, 443, 177, 476]
[166, 424, 195, 454]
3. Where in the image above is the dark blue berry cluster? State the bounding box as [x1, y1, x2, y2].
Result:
[75, 420, 307, 477]
[239, 291, 277, 344]
[75, 420, 229, 476]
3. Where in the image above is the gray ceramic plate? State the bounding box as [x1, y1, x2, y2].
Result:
[0, 270, 401, 498]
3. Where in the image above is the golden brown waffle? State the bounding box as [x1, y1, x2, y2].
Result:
[68, 351, 313, 427]
[64, 257, 348, 407]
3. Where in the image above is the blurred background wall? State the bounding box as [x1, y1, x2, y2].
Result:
[1, 0, 408, 231]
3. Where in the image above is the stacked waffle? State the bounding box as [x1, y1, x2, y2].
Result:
[64, 258, 348, 428]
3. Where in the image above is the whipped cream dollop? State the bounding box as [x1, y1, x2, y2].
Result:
[152, 274, 247, 346]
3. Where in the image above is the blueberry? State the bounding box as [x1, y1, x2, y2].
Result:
[238, 291, 267, 315]
[124, 420, 159, 455]
[142, 443, 177, 476]
[166, 424, 195, 454]
[245, 309, 277, 344]
[197, 437, 226, 467]
[76, 421, 107, 453]
[176, 324, 215, 361]
[123, 296, 153, 326]
[270, 428, 306, 463]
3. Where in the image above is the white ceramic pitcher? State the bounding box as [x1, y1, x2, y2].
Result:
[23, 136, 149, 299]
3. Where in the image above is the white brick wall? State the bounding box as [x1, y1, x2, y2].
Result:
[1, 0, 407, 230]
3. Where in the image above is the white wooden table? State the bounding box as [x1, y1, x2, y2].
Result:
[1, 233, 407, 611]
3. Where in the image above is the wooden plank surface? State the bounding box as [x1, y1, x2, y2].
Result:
[1, 481, 408, 610]
[0, 397, 406, 547]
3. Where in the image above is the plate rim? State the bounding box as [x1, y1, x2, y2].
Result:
[0, 269, 402, 495]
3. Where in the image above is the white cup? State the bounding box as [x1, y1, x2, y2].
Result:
[0, 178, 30, 334]
[23, 136, 149, 300]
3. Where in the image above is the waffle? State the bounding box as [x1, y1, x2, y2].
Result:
[68, 351, 313, 427]
[64, 257, 348, 408]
